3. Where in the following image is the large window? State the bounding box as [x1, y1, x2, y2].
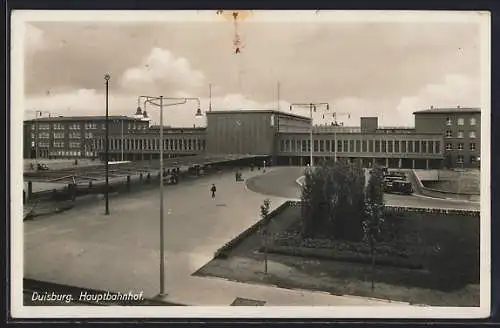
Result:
[314, 140, 319, 152]
[445, 117, 452, 126]
[435, 141, 440, 153]
[401, 140, 407, 153]
[408, 140, 414, 153]
[469, 131, 476, 139]
[414, 141, 420, 153]
[457, 143, 464, 150]
[470, 117, 477, 126]
[375, 140, 380, 153]
[421, 141, 427, 153]
[394, 140, 400, 153]
[337, 140, 342, 152]
[457, 131, 464, 138]
[302, 140, 307, 152]
[355, 140, 361, 152]
[325, 140, 330, 152]
[387, 140, 393, 153]
[445, 143, 452, 151]
[362, 140, 367, 152]
[457, 118, 464, 126]
[349, 140, 355, 153]
[319, 140, 324, 152]
[369, 140, 374, 152]
[381, 140, 386, 153]
[470, 143, 476, 151]
[457, 155, 464, 164]
[445, 130, 452, 138]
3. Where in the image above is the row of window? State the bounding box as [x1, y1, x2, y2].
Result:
[36, 141, 82, 148]
[456, 155, 478, 165]
[93, 138, 207, 152]
[32, 132, 94, 139]
[445, 143, 477, 151]
[280, 139, 441, 155]
[445, 130, 476, 139]
[445, 117, 477, 126]
[31, 122, 148, 131]
[49, 150, 91, 157]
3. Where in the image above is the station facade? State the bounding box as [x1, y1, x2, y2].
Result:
[23, 107, 481, 169]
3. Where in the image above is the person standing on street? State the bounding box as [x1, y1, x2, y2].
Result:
[211, 184, 217, 199]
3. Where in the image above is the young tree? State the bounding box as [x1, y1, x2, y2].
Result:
[362, 164, 386, 291]
[260, 198, 271, 274]
[300, 159, 366, 241]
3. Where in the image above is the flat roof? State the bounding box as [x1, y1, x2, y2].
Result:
[24, 115, 143, 122]
[149, 126, 206, 131]
[413, 107, 481, 114]
[206, 110, 311, 121]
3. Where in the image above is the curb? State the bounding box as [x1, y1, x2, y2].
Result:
[295, 176, 305, 188]
[412, 193, 480, 204]
[411, 170, 480, 204]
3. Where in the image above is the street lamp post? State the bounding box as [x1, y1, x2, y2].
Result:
[332, 112, 351, 163]
[135, 95, 203, 297]
[104, 74, 110, 216]
[289, 102, 329, 167]
[121, 119, 124, 162]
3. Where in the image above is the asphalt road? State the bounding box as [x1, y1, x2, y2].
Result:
[245, 167, 480, 211]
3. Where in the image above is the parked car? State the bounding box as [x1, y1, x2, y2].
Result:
[384, 177, 413, 194]
[37, 163, 49, 171]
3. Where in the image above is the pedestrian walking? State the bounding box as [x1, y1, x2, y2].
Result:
[210, 184, 217, 199]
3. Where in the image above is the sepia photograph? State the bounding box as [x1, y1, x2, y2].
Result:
[10, 10, 490, 319]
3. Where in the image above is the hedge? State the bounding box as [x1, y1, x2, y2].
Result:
[261, 245, 424, 270]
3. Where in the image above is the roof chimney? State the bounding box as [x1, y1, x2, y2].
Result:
[457, 105, 460, 108]
[430, 105, 434, 109]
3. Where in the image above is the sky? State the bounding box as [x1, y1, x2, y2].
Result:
[22, 11, 483, 127]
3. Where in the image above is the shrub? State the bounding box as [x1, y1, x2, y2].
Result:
[300, 159, 366, 241]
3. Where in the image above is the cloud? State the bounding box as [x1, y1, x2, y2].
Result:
[120, 47, 206, 94]
[24, 88, 290, 127]
[394, 73, 480, 123]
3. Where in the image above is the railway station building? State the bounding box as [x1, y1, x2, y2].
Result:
[23, 106, 481, 169]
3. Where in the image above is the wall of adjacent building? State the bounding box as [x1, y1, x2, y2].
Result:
[414, 112, 481, 168]
[205, 111, 276, 155]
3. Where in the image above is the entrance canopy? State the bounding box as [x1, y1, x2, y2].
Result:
[24, 154, 268, 185]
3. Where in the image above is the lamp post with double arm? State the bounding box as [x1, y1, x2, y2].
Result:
[104, 74, 110, 216]
[135, 95, 203, 297]
[289, 102, 330, 167]
[331, 111, 351, 163]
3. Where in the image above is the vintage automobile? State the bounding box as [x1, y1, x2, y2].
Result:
[36, 163, 49, 171]
[383, 176, 413, 194]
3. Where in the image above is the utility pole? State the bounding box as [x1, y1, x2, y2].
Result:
[289, 102, 329, 167]
[104, 74, 110, 216]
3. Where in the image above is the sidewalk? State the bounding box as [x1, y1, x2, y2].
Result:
[23, 167, 400, 306]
